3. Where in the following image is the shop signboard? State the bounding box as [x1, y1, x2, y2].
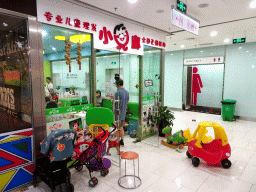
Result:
[37, 0, 167, 55]
[172, 8, 199, 35]
[184, 57, 224, 65]
[46, 104, 93, 116]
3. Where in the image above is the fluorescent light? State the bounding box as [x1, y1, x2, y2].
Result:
[252, 65, 255, 69]
[239, 47, 243, 49]
[180, 45, 185, 48]
[210, 31, 217, 37]
[171, 54, 173, 55]
[3, 22, 8, 27]
[250, 0, 256, 8]
[128, 0, 137, 4]
[200, 51, 203, 52]
[246, 51, 249, 52]
[52, 47, 56, 51]
[224, 39, 230, 43]
[42, 30, 48, 36]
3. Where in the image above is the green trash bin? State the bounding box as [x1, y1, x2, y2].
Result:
[221, 99, 236, 122]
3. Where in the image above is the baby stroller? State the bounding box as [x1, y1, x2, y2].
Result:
[33, 129, 77, 192]
[68, 107, 116, 187]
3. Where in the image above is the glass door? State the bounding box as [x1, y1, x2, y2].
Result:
[141, 46, 161, 147]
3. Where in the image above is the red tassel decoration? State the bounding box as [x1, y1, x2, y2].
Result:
[69, 64, 71, 72]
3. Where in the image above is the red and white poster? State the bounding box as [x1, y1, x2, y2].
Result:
[37, 0, 167, 55]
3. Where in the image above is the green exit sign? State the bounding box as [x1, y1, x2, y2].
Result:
[233, 38, 246, 44]
[177, 0, 187, 14]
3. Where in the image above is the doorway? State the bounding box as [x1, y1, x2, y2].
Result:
[183, 64, 224, 115]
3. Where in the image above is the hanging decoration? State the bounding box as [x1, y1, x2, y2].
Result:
[76, 42, 82, 70]
[65, 38, 72, 72]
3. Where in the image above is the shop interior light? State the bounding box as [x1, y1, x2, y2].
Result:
[52, 47, 56, 51]
[128, 0, 138, 4]
[250, 0, 256, 8]
[42, 30, 48, 36]
[200, 51, 203, 52]
[54, 35, 91, 44]
[3, 22, 8, 27]
[239, 47, 243, 49]
[224, 39, 230, 43]
[210, 31, 217, 37]
[246, 51, 249, 52]
[180, 45, 185, 48]
[55, 36, 66, 40]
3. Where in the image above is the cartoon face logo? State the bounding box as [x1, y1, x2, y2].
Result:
[113, 24, 129, 51]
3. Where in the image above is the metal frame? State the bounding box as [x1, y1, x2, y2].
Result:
[160, 49, 165, 106]
[138, 55, 143, 141]
[90, 34, 96, 106]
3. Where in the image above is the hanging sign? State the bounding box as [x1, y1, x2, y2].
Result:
[172, 8, 199, 35]
[184, 57, 224, 65]
[37, 0, 167, 55]
[177, 0, 187, 14]
[233, 38, 246, 44]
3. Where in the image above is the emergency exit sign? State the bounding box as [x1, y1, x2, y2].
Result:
[233, 38, 246, 44]
[177, 0, 187, 14]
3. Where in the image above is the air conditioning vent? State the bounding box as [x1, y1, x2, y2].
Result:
[199, 43, 213, 46]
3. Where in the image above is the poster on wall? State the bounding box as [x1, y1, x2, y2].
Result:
[142, 105, 157, 138]
[0, 128, 34, 192]
[37, 0, 167, 56]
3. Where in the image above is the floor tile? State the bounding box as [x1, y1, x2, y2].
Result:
[249, 151, 256, 165]
[175, 166, 211, 190]
[240, 164, 256, 185]
[225, 160, 248, 179]
[229, 147, 255, 163]
[197, 175, 252, 192]
[178, 186, 196, 192]
[143, 177, 182, 192]
[251, 185, 256, 192]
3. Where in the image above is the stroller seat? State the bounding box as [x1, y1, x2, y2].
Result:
[34, 129, 77, 192]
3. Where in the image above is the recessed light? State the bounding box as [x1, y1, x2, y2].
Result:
[3, 22, 8, 27]
[171, 54, 173, 55]
[156, 10, 165, 13]
[210, 31, 217, 37]
[239, 47, 243, 49]
[198, 3, 209, 8]
[42, 30, 47, 36]
[252, 64, 255, 68]
[128, 0, 137, 4]
[246, 51, 249, 52]
[52, 47, 56, 51]
[250, 0, 256, 8]
[224, 39, 230, 43]
[180, 45, 185, 48]
[200, 51, 203, 52]
[9, 30, 12, 33]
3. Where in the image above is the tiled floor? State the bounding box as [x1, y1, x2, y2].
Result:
[26, 111, 256, 192]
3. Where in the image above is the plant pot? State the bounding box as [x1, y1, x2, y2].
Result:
[158, 121, 166, 137]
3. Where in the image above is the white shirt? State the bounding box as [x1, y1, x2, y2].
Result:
[108, 127, 117, 141]
[45, 83, 53, 97]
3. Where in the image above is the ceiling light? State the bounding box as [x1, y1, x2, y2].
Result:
[210, 31, 217, 37]
[180, 45, 185, 48]
[250, 0, 256, 8]
[171, 54, 173, 55]
[239, 47, 243, 49]
[224, 39, 230, 43]
[3, 22, 8, 27]
[52, 47, 56, 51]
[246, 51, 249, 52]
[42, 30, 47, 36]
[128, 0, 137, 4]
[252, 65, 255, 69]
[200, 51, 203, 52]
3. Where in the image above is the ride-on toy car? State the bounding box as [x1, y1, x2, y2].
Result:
[186, 122, 231, 169]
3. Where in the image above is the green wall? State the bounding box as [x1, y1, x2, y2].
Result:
[44, 60, 51, 85]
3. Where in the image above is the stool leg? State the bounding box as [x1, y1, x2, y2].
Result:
[138, 157, 139, 178]
[125, 159, 126, 176]
[133, 159, 135, 188]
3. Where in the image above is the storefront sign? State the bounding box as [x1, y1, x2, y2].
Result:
[46, 104, 93, 116]
[172, 8, 199, 35]
[184, 57, 224, 65]
[37, 0, 167, 55]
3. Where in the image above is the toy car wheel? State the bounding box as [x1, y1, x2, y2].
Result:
[75, 164, 83, 171]
[89, 177, 98, 187]
[221, 159, 232, 169]
[100, 169, 109, 177]
[69, 183, 74, 192]
[186, 151, 193, 158]
[192, 157, 200, 167]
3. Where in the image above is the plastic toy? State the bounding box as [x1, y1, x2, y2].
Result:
[183, 128, 213, 143]
[186, 122, 231, 169]
[161, 127, 187, 150]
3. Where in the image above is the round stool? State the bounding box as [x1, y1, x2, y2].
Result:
[118, 152, 142, 189]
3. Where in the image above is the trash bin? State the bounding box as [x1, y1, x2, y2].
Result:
[221, 99, 236, 122]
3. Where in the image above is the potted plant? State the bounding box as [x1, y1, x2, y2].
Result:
[153, 106, 175, 137]
[70, 86, 78, 95]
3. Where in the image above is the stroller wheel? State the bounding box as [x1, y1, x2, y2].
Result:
[100, 169, 109, 177]
[75, 165, 83, 171]
[89, 177, 98, 187]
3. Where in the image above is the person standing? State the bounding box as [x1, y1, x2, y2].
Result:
[114, 79, 129, 146]
[45, 77, 53, 102]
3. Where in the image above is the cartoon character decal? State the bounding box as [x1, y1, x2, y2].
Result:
[113, 24, 129, 51]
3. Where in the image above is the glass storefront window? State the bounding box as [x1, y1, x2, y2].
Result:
[42, 24, 92, 135]
[0, 14, 32, 133]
